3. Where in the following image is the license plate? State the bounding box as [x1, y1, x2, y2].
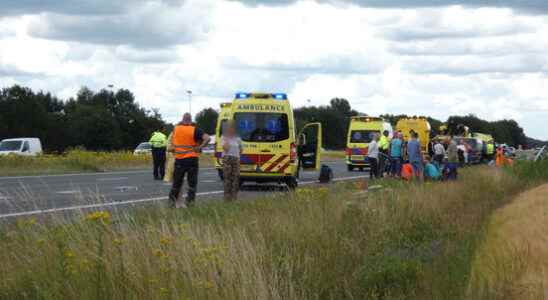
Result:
[351, 155, 365, 161]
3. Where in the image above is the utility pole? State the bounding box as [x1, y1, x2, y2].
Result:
[187, 90, 192, 116]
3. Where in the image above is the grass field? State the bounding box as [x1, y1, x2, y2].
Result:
[0, 150, 345, 177]
[468, 183, 548, 299]
[1, 160, 547, 299]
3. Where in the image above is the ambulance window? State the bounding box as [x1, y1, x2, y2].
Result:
[234, 113, 289, 142]
[350, 130, 376, 143]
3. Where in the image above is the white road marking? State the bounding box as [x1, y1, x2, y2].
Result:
[97, 177, 128, 181]
[115, 186, 139, 192]
[56, 190, 80, 195]
[0, 174, 367, 219]
[202, 180, 216, 183]
[0, 167, 216, 180]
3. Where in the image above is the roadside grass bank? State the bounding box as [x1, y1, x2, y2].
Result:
[468, 183, 548, 299]
[0, 161, 546, 299]
[0, 150, 215, 176]
[0, 150, 343, 177]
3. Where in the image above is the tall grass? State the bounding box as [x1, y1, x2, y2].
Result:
[0, 162, 546, 299]
[468, 159, 548, 299]
[0, 150, 215, 176]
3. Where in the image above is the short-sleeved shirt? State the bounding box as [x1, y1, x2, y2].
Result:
[434, 143, 445, 156]
[390, 138, 402, 158]
[221, 135, 242, 158]
[407, 139, 422, 162]
[368, 140, 379, 159]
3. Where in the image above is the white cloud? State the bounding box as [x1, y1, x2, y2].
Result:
[0, 0, 547, 140]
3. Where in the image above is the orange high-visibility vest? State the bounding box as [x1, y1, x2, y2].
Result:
[172, 125, 199, 159]
[496, 148, 504, 167]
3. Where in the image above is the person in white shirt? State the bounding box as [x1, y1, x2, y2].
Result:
[221, 121, 243, 201]
[433, 141, 446, 166]
[367, 133, 380, 179]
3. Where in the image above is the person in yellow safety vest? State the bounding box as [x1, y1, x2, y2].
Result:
[149, 128, 167, 180]
[378, 130, 391, 177]
[167, 113, 210, 208]
[486, 143, 495, 161]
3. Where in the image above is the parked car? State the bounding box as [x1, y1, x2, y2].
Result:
[133, 142, 152, 155]
[0, 138, 43, 156]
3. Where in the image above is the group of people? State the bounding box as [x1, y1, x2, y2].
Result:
[149, 113, 243, 208]
[367, 131, 461, 182]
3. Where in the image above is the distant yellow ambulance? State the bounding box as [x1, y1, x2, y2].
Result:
[346, 116, 392, 171]
[395, 118, 431, 153]
[229, 92, 322, 188]
[214, 102, 232, 180]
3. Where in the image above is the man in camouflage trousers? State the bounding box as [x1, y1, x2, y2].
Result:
[223, 156, 240, 201]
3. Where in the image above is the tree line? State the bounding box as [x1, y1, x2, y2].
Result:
[0, 85, 529, 152]
[0, 85, 166, 152]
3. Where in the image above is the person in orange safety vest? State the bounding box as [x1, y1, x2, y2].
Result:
[167, 113, 210, 208]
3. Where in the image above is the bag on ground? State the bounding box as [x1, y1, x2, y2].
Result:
[318, 164, 333, 183]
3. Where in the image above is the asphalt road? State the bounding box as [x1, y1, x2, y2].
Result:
[0, 161, 367, 219]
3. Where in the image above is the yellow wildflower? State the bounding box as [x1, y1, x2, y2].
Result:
[64, 249, 76, 259]
[160, 236, 173, 246]
[85, 211, 111, 223]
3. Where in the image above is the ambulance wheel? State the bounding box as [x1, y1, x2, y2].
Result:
[347, 165, 354, 172]
[359, 167, 364, 172]
[286, 177, 298, 190]
[217, 169, 224, 181]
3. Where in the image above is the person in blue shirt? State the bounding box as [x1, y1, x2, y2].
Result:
[407, 132, 423, 177]
[424, 157, 441, 181]
[389, 132, 403, 178]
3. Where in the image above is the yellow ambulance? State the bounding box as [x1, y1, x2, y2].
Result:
[230, 92, 322, 188]
[346, 116, 392, 171]
[395, 118, 431, 153]
[214, 102, 233, 180]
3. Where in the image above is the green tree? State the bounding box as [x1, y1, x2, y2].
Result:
[195, 108, 219, 134]
[294, 98, 358, 149]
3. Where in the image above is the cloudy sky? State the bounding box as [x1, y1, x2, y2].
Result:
[1, 0, 547, 139]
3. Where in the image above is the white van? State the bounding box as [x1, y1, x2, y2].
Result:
[0, 138, 43, 156]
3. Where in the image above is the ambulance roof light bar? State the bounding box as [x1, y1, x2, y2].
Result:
[234, 92, 287, 100]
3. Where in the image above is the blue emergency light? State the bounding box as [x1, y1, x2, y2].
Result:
[272, 93, 287, 100]
[235, 92, 251, 99]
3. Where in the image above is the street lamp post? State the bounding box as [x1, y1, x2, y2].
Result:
[187, 90, 192, 116]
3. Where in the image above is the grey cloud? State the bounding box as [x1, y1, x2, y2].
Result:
[26, 1, 211, 48]
[389, 36, 544, 56]
[0, 0, 130, 17]
[383, 23, 536, 42]
[114, 46, 179, 63]
[0, 64, 42, 78]
[403, 54, 548, 75]
[233, 0, 548, 14]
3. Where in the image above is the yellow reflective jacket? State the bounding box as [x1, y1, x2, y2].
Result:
[486, 143, 494, 155]
[149, 131, 167, 148]
[379, 135, 390, 151]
